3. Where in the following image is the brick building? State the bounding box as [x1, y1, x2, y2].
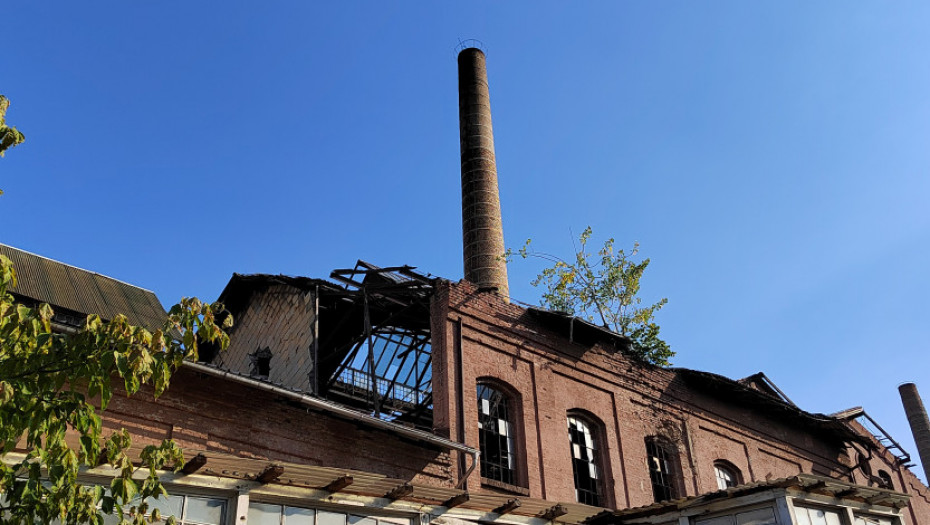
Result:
[4, 46, 930, 525]
[4, 242, 930, 525]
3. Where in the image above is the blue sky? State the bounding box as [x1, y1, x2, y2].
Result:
[4, 3, 929, 482]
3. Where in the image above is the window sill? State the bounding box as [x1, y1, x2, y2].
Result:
[481, 477, 530, 496]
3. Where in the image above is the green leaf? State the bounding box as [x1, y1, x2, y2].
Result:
[508, 227, 673, 365]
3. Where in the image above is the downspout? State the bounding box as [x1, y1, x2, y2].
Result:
[183, 361, 479, 475]
[311, 284, 320, 395]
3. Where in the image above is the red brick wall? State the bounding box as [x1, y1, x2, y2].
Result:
[432, 280, 930, 522]
[99, 367, 453, 487]
[88, 277, 930, 524]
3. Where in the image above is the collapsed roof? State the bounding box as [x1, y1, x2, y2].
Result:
[208, 261, 437, 427]
[674, 367, 870, 446]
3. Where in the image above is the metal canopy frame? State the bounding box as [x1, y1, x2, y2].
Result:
[324, 261, 436, 426]
[832, 407, 913, 467]
[208, 262, 437, 430]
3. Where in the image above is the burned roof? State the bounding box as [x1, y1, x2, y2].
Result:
[215, 261, 436, 330]
[673, 367, 865, 445]
[210, 261, 438, 425]
[0, 243, 168, 331]
[215, 273, 339, 315]
[527, 307, 633, 350]
[737, 371, 797, 406]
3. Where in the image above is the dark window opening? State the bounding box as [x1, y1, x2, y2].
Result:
[568, 415, 602, 506]
[477, 384, 516, 485]
[877, 470, 894, 490]
[249, 347, 272, 379]
[646, 438, 677, 502]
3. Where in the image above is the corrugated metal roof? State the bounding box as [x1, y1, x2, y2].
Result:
[0, 244, 167, 331]
[589, 473, 909, 524]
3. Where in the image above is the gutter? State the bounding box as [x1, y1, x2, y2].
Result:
[182, 361, 480, 488]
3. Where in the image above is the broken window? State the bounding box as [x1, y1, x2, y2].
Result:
[854, 514, 894, 525]
[249, 347, 272, 379]
[646, 437, 678, 502]
[567, 414, 603, 506]
[477, 383, 517, 485]
[876, 470, 893, 490]
[713, 460, 740, 490]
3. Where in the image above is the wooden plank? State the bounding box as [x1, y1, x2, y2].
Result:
[494, 499, 521, 515]
[442, 493, 470, 509]
[540, 504, 568, 521]
[324, 476, 354, 493]
[181, 453, 207, 474]
[384, 483, 414, 501]
[257, 465, 285, 484]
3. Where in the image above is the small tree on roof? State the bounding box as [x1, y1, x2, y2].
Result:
[507, 227, 673, 366]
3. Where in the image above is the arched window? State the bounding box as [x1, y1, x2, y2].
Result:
[877, 470, 893, 490]
[567, 414, 604, 506]
[645, 437, 679, 502]
[713, 460, 741, 490]
[477, 383, 517, 485]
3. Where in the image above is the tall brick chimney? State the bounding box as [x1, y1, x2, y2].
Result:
[899, 382, 930, 478]
[458, 47, 509, 299]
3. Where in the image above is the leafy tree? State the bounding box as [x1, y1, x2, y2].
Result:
[508, 227, 673, 366]
[0, 95, 25, 157]
[1, 94, 26, 197]
[0, 255, 232, 525]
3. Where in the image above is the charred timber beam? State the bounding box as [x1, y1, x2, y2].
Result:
[181, 453, 207, 475]
[384, 483, 413, 501]
[540, 504, 568, 521]
[95, 448, 110, 467]
[329, 274, 366, 289]
[443, 493, 470, 509]
[257, 465, 285, 484]
[494, 499, 521, 515]
[324, 475, 354, 493]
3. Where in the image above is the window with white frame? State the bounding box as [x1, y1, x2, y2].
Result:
[103, 494, 227, 525]
[793, 505, 843, 525]
[713, 461, 740, 490]
[247, 503, 412, 525]
[854, 514, 894, 525]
